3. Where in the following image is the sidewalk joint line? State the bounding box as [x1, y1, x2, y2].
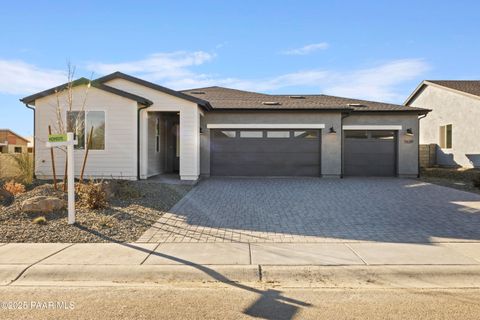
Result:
[6, 243, 76, 286]
[344, 243, 368, 265]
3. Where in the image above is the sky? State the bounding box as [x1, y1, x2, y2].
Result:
[1, 0, 479, 136]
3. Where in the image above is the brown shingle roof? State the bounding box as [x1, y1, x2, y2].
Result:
[181, 86, 428, 113]
[428, 80, 480, 97]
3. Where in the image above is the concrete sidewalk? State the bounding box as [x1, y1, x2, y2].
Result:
[1, 242, 480, 287]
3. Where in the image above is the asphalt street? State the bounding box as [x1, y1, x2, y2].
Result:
[0, 284, 479, 319]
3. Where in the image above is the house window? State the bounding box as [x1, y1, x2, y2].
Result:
[14, 147, 22, 153]
[439, 124, 452, 149]
[155, 117, 160, 153]
[67, 111, 85, 150]
[67, 111, 105, 150]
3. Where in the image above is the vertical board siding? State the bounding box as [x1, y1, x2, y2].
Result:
[105, 78, 200, 180]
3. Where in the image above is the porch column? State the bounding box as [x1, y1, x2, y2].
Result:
[179, 106, 201, 180]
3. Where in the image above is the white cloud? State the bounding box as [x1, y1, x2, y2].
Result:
[281, 42, 330, 55]
[158, 58, 428, 103]
[0, 59, 66, 95]
[1, 52, 428, 105]
[86, 51, 215, 82]
[321, 59, 430, 101]
[88, 52, 428, 102]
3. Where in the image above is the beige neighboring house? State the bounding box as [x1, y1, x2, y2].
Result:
[405, 80, 480, 168]
[0, 129, 30, 154]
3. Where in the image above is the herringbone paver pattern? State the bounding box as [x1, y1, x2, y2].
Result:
[137, 178, 480, 243]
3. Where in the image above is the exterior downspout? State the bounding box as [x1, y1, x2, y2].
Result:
[24, 103, 36, 179]
[340, 111, 352, 178]
[417, 113, 427, 178]
[137, 104, 150, 180]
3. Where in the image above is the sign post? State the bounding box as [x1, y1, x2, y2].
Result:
[47, 132, 77, 224]
[66, 132, 75, 224]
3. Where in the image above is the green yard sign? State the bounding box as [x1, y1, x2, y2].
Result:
[48, 134, 68, 143]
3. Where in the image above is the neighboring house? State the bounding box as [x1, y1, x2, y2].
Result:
[21, 72, 429, 181]
[405, 80, 480, 168]
[0, 129, 30, 154]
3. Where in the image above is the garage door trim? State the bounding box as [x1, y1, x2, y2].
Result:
[207, 123, 326, 129]
[210, 128, 322, 177]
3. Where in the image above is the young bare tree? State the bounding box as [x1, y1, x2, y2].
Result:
[49, 63, 92, 190]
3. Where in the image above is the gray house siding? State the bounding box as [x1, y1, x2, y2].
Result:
[408, 85, 480, 168]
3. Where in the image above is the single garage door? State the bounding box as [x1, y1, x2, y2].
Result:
[344, 130, 397, 176]
[211, 129, 321, 176]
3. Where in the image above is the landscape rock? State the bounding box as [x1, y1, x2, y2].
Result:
[21, 196, 65, 213]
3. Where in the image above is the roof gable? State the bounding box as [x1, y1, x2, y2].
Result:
[405, 80, 480, 105]
[95, 72, 211, 110]
[20, 77, 153, 106]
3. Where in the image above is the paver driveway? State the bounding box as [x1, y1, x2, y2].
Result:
[138, 178, 480, 243]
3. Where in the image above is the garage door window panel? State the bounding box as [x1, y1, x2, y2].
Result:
[294, 130, 318, 139]
[266, 131, 290, 138]
[345, 130, 368, 139]
[240, 131, 263, 138]
[213, 130, 237, 138]
[371, 131, 395, 140]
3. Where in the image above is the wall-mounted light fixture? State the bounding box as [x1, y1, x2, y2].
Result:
[328, 126, 337, 134]
[405, 128, 414, 136]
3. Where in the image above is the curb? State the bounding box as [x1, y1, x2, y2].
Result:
[0, 265, 30, 285]
[261, 265, 480, 288]
[7, 264, 480, 288]
[12, 265, 260, 286]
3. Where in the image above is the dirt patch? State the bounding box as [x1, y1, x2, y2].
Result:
[420, 168, 480, 195]
[0, 180, 192, 243]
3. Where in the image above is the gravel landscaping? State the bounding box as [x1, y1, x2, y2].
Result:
[420, 167, 480, 195]
[0, 181, 192, 243]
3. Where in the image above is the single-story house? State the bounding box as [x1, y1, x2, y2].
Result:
[21, 72, 429, 181]
[405, 80, 480, 168]
[0, 129, 30, 154]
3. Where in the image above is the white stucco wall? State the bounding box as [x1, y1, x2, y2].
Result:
[34, 85, 138, 179]
[104, 78, 201, 180]
[409, 85, 480, 168]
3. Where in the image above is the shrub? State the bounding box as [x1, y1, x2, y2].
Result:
[32, 216, 47, 225]
[76, 180, 107, 209]
[9, 153, 33, 185]
[473, 174, 480, 189]
[0, 186, 14, 206]
[97, 215, 116, 228]
[4, 180, 26, 195]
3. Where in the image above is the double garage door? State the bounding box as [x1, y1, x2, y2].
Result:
[211, 129, 321, 176]
[210, 129, 397, 177]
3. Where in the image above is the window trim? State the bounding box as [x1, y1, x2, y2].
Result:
[155, 117, 160, 153]
[66, 110, 106, 151]
[439, 124, 453, 150]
